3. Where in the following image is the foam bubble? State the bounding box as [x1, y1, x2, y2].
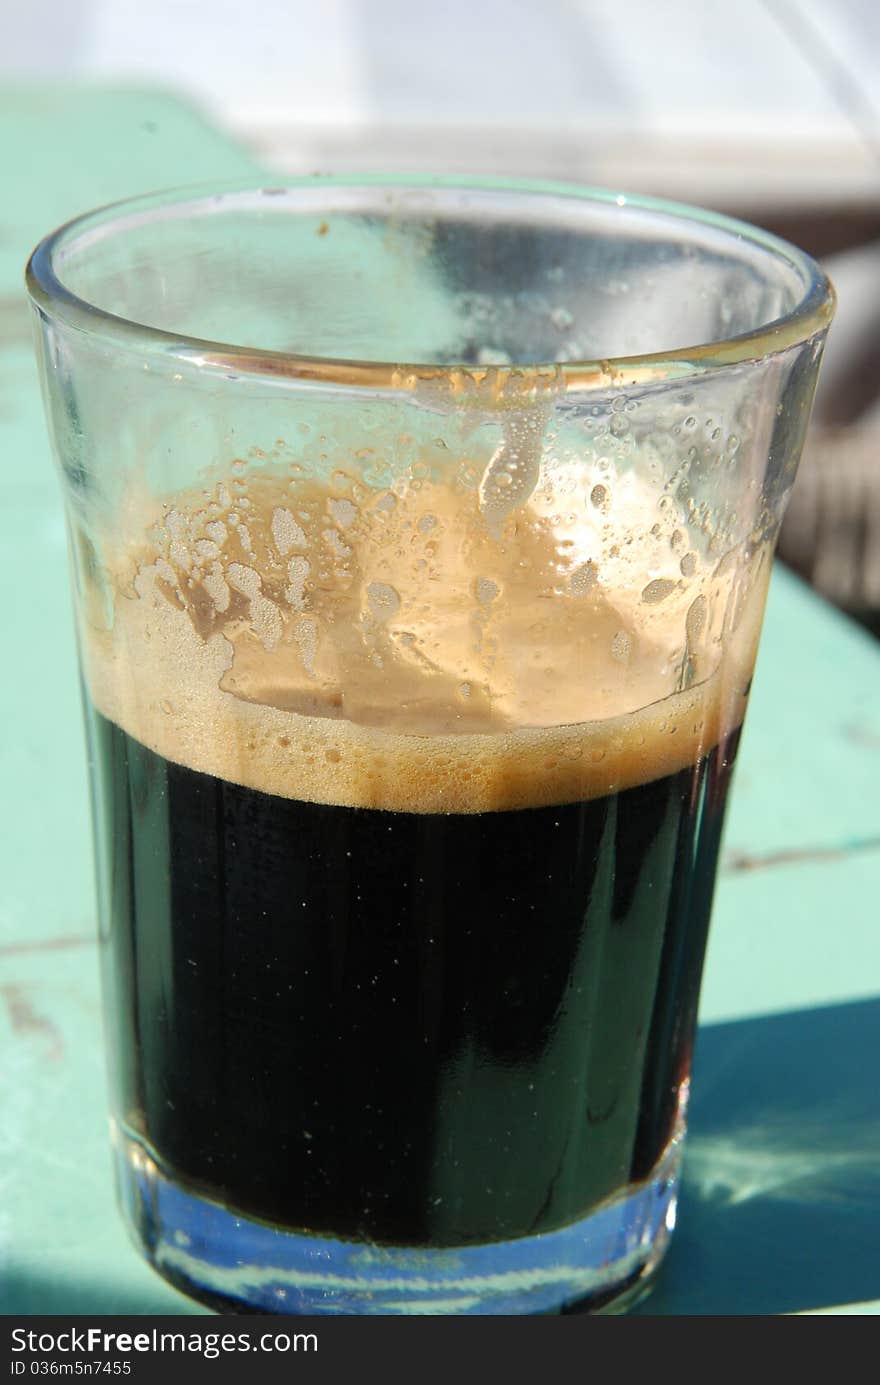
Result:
[271, 507, 307, 555]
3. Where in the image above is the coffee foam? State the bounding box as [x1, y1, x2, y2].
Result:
[78, 463, 768, 814]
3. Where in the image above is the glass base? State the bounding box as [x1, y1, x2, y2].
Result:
[113, 1125, 682, 1315]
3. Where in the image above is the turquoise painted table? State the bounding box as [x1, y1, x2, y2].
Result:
[1, 88, 878, 1317]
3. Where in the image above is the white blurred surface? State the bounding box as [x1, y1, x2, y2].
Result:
[3, 0, 879, 203]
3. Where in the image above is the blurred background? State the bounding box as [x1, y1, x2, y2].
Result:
[4, 0, 879, 632]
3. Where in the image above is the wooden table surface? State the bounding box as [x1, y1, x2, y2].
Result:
[1, 87, 878, 1317]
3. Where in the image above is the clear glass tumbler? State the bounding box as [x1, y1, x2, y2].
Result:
[26, 179, 833, 1315]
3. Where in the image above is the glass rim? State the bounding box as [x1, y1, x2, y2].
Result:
[25, 173, 836, 393]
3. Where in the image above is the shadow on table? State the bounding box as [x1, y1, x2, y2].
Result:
[4, 998, 878, 1317]
[633, 995, 880, 1315]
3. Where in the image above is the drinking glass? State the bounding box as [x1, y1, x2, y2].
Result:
[26, 178, 833, 1314]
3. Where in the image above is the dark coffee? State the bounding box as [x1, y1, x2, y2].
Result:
[88, 698, 738, 1248]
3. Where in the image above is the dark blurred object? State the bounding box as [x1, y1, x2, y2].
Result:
[780, 425, 880, 635]
[777, 235, 880, 638]
[744, 206, 880, 262]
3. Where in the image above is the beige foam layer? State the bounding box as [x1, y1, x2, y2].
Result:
[77, 463, 768, 813]
[82, 604, 755, 815]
